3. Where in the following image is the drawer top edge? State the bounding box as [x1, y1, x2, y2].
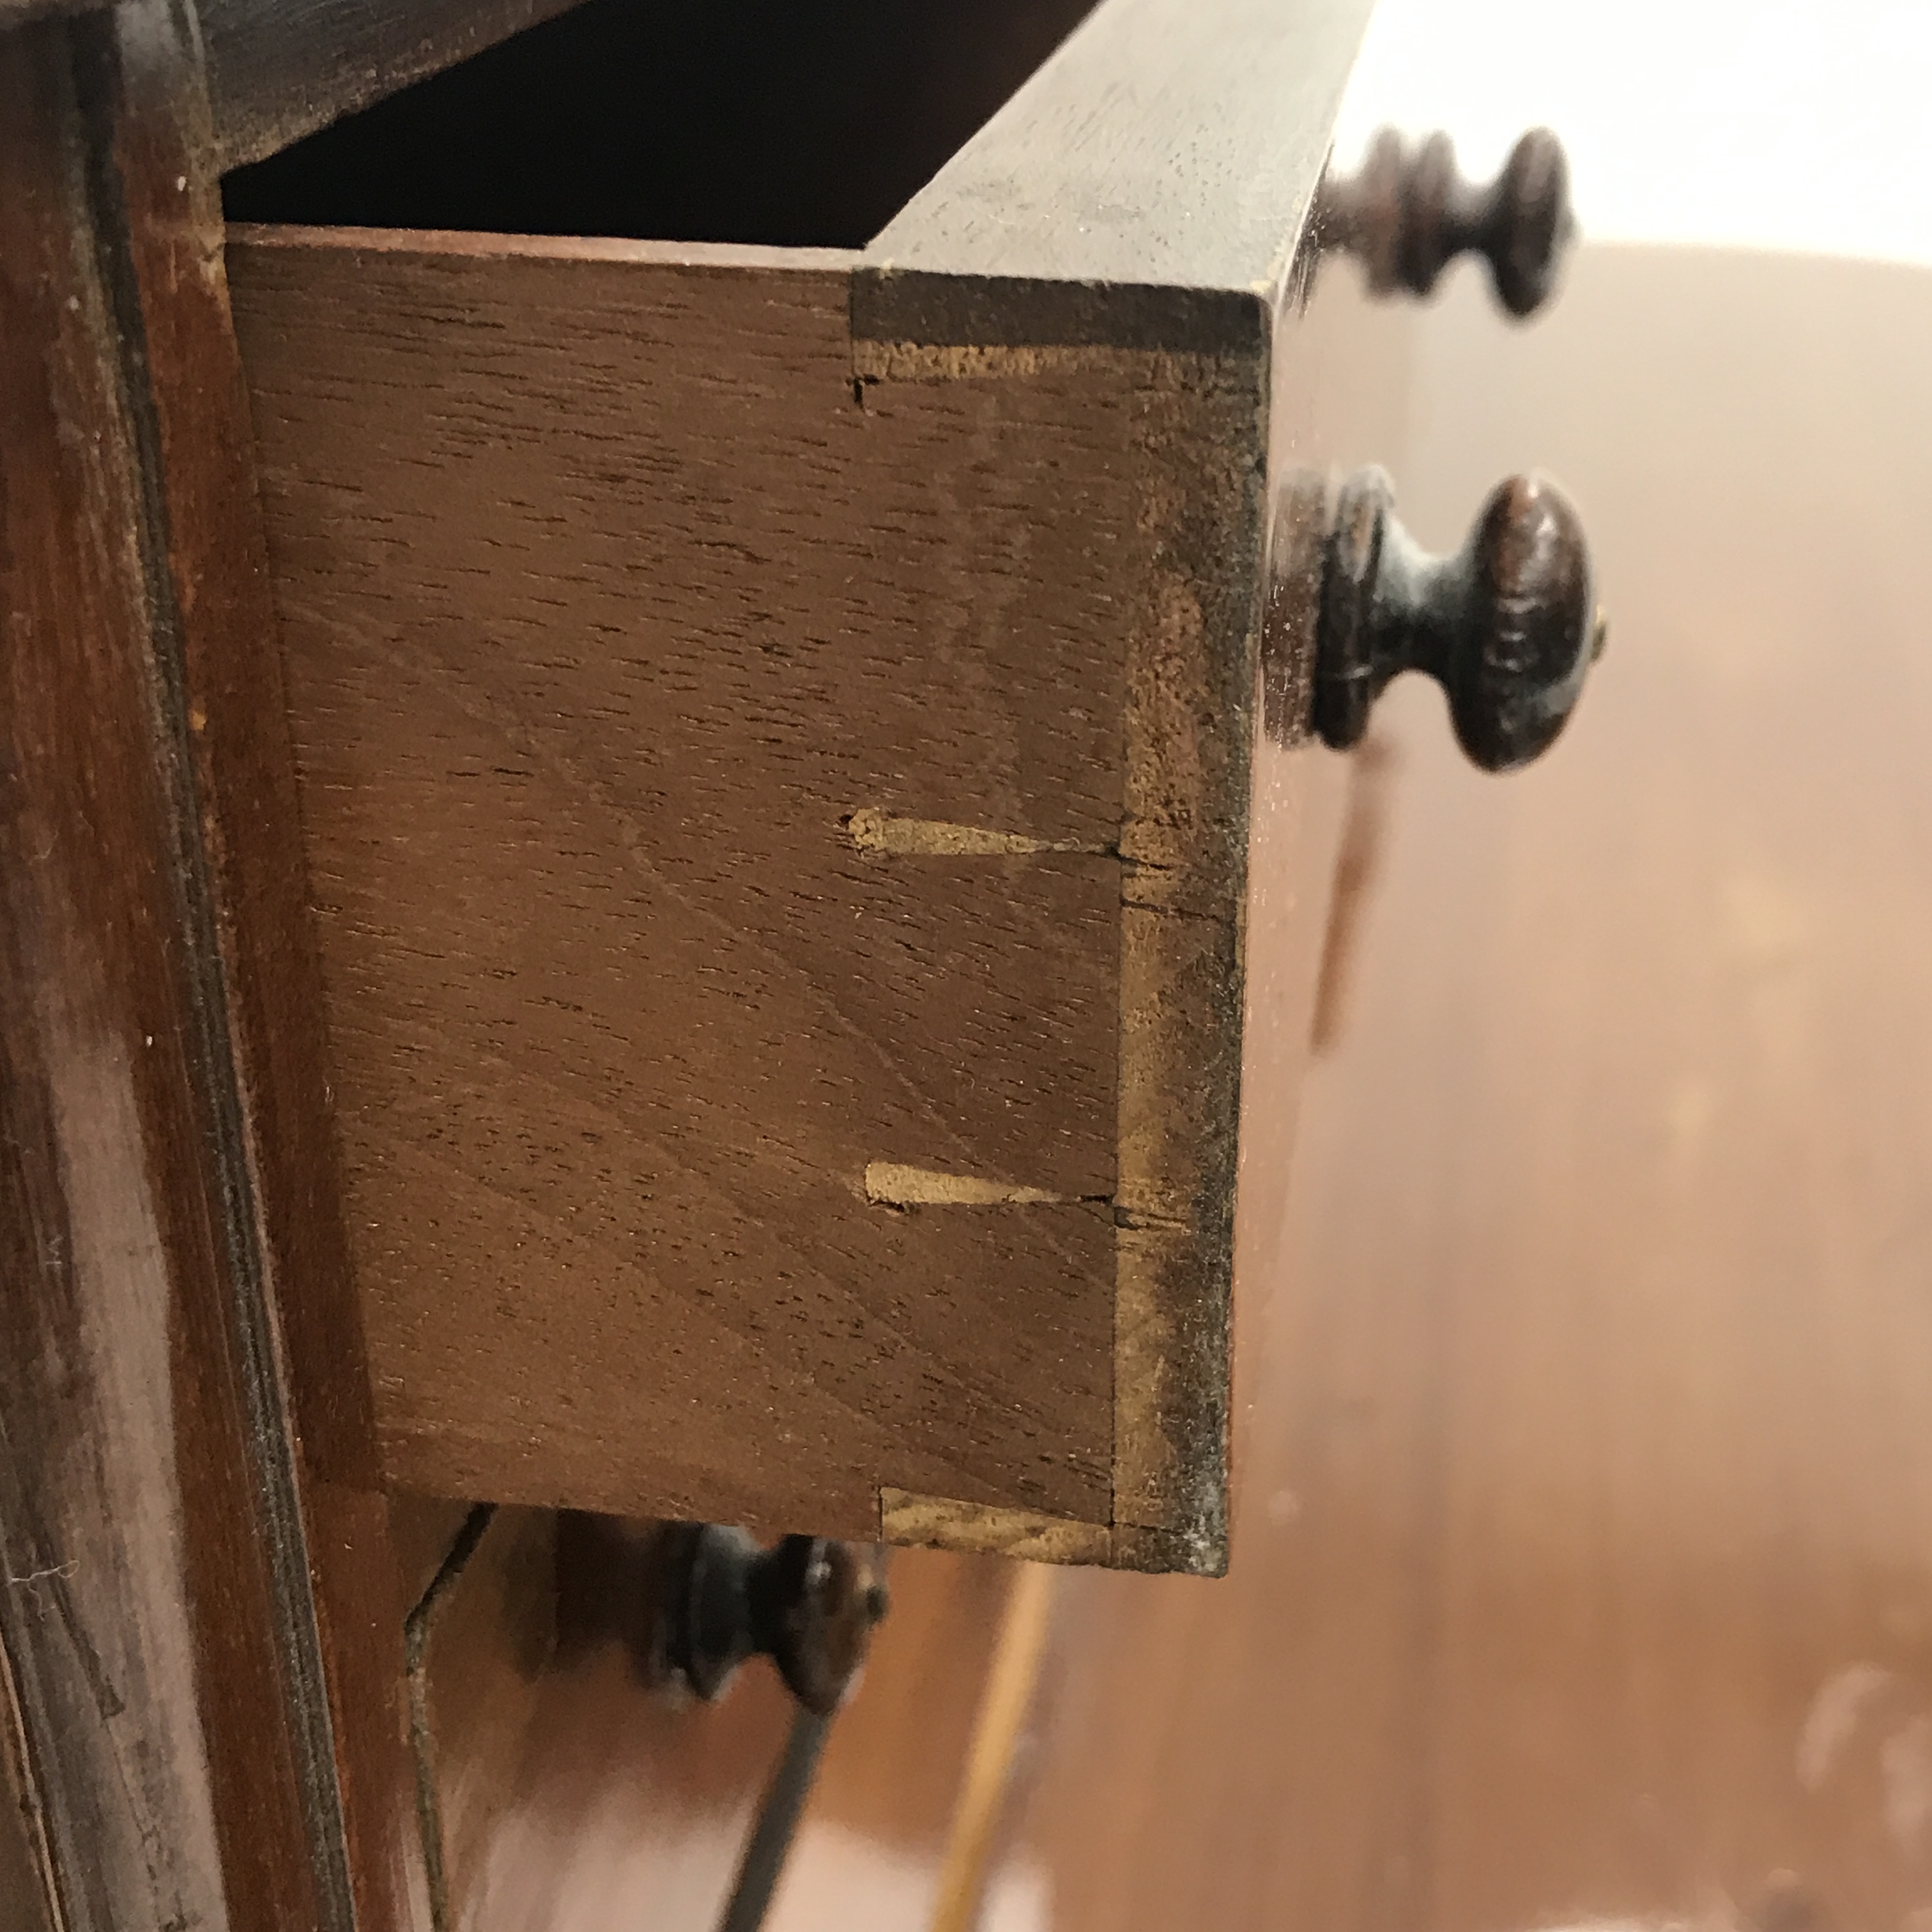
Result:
[863, 0, 1377, 323]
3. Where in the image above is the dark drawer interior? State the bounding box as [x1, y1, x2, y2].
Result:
[221, 0, 1097, 247]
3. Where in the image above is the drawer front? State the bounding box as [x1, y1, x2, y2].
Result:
[227, 0, 1395, 1572]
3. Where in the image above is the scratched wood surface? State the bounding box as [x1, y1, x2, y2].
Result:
[980, 244, 1932, 1931]
[227, 221, 1352, 1566]
[1, 1647, 57, 1932]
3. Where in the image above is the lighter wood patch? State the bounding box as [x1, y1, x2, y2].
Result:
[880, 1491, 1111, 1565]
[845, 807, 1105, 859]
[863, 1164, 1064, 1208]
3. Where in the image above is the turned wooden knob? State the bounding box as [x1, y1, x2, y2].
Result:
[662, 1524, 888, 1716]
[1312, 468, 1603, 772]
[1318, 127, 1575, 317]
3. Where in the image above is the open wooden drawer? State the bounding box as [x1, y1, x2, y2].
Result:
[220, 0, 1415, 1575]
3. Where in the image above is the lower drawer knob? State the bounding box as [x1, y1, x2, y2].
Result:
[1312, 467, 1604, 772]
[664, 1524, 889, 1717]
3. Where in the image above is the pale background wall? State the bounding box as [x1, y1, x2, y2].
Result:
[1333, 0, 1932, 265]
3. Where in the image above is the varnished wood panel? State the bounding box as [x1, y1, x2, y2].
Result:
[0, 11, 424, 1929]
[229, 226, 1320, 1564]
[985, 245, 1932, 1929]
[112, 27, 429, 1930]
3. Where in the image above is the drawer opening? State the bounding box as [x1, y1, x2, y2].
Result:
[220, 0, 1097, 249]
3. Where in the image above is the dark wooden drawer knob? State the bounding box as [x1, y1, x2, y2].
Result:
[663, 1524, 889, 1717]
[1312, 468, 1603, 772]
[1317, 127, 1575, 317]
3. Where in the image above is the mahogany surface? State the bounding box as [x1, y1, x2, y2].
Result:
[0, 9, 422, 1928]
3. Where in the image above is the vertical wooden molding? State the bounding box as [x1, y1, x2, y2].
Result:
[0, 6, 422, 1927]
[0, 13, 318, 1925]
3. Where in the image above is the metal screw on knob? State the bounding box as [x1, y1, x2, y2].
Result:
[1311, 466, 1604, 773]
[1317, 126, 1576, 318]
[662, 1523, 889, 1717]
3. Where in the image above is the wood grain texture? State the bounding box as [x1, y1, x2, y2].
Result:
[0, 1642, 59, 1932]
[109, 21, 430, 1928]
[0, 13, 427, 1930]
[226, 224, 1327, 1565]
[217, 0, 1383, 1568]
[983, 245, 1932, 1931]
[0, 13, 350, 1928]
[880, 1495, 1110, 1567]
[203, 0, 584, 171]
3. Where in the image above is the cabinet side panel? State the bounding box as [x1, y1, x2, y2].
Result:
[231, 238, 1136, 1536]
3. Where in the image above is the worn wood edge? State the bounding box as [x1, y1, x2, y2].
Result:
[863, 325, 1265, 1574]
[401, 1503, 495, 1932]
[102, 17, 431, 1926]
[1108, 341, 1269, 1575]
[864, 0, 1376, 316]
[852, 268, 1268, 355]
[0, 1631, 59, 1932]
[880, 1492, 1112, 1568]
[927, 1562, 1057, 1932]
[226, 209, 1261, 366]
[203, 0, 587, 172]
[226, 220, 861, 275]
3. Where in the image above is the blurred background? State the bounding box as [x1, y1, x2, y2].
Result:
[1335, 0, 1932, 264]
[761, 8, 1932, 1930]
